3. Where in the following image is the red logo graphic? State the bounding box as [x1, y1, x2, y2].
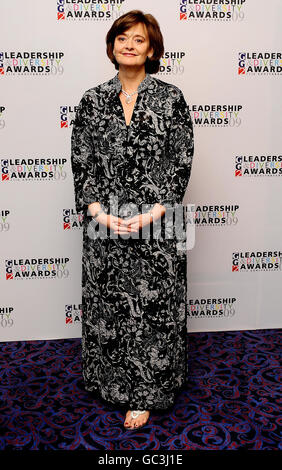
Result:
[180, 13, 187, 20]
[2, 173, 9, 181]
[238, 67, 245, 75]
[58, 12, 65, 20]
[232, 265, 239, 272]
[6, 272, 13, 280]
[235, 170, 242, 177]
[64, 222, 71, 230]
[61, 121, 68, 128]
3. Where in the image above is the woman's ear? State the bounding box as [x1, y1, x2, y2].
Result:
[148, 47, 154, 59]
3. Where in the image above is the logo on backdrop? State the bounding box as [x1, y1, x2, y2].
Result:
[232, 251, 282, 272]
[5, 258, 70, 280]
[0, 106, 5, 129]
[235, 155, 282, 176]
[0, 158, 67, 182]
[60, 106, 79, 128]
[0, 52, 64, 75]
[158, 51, 186, 75]
[65, 304, 82, 325]
[63, 209, 84, 230]
[194, 205, 239, 226]
[0, 307, 14, 329]
[238, 52, 282, 75]
[57, 0, 126, 21]
[179, 0, 246, 22]
[189, 104, 242, 127]
[188, 298, 236, 318]
[0, 210, 10, 232]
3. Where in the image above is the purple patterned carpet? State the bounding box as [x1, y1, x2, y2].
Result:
[0, 329, 281, 450]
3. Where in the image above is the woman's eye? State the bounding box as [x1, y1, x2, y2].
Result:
[118, 37, 126, 42]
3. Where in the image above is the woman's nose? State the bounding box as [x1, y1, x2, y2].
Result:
[125, 38, 134, 49]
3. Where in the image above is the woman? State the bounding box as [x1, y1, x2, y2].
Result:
[71, 10, 194, 430]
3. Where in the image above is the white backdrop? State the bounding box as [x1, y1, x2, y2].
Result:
[0, 0, 281, 341]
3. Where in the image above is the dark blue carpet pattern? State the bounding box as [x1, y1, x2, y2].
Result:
[0, 329, 281, 450]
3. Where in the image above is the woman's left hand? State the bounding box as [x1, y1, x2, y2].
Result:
[114, 212, 152, 235]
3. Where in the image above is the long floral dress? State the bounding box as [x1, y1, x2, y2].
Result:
[71, 72, 194, 410]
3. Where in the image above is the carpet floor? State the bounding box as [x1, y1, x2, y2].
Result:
[0, 329, 280, 450]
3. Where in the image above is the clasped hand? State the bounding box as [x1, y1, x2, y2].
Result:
[95, 212, 152, 234]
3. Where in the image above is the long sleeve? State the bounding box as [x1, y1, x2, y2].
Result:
[70, 91, 105, 217]
[156, 89, 194, 208]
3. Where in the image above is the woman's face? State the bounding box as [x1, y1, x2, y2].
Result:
[113, 22, 153, 70]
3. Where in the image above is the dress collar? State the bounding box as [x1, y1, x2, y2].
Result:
[110, 72, 154, 94]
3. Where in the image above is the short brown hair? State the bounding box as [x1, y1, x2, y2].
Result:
[106, 10, 164, 74]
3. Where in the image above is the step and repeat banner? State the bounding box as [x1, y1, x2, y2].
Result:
[0, 0, 281, 341]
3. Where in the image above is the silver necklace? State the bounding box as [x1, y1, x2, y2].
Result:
[121, 89, 138, 104]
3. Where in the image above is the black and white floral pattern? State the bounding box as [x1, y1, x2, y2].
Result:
[71, 73, 194, 410]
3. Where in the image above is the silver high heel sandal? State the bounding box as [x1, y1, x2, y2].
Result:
[129, 410, 149, 429]
[130, 410, 146, 419]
